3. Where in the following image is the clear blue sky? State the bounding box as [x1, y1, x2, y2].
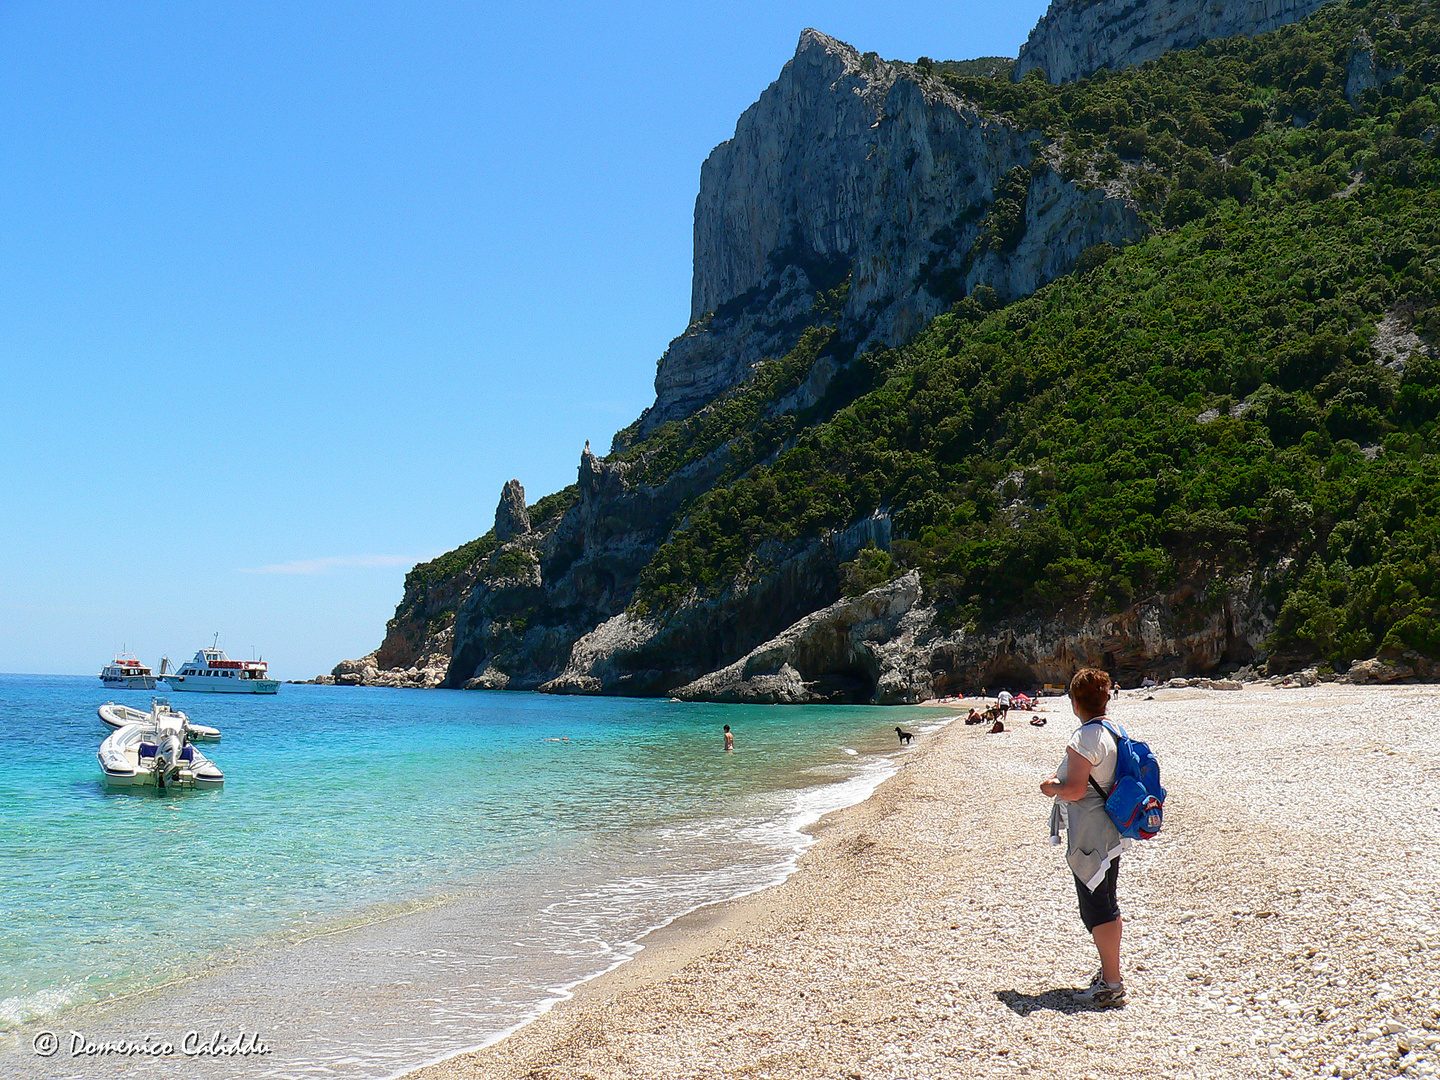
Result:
[0, 1, 1050, 680]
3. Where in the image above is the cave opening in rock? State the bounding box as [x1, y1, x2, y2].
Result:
[808, 664, 878, 703]
[987, 658, 1038, 692]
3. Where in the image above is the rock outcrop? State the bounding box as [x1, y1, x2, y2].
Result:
[332, 645, 452, 689]
[655, 573, 1272, 704]
[539, 514, 895, 697]
[1344, 29, 1407, 104]
[1342, 650, 1440, 684]
[331, 541, 491, 688]
[533, 567, 1270, 706]
[494, 479, 531, 543]
[441, 442, 743, 690]
[1344, 656, 1415, 683]
[1014, 0, 1334, 85]
[670, 573, 927, 704]
[904, 579, 1273, 697]
[638, 29, 1147, 434]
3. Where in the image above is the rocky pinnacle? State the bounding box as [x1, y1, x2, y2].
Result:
[494, 479, 530, 543]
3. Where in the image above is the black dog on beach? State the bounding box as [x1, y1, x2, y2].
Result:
[895, 726, 914, 745]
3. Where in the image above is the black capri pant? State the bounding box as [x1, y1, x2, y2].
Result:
[1074, 857, 1121, 931]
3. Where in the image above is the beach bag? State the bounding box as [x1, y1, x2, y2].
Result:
[1087, 720, 1166, 840]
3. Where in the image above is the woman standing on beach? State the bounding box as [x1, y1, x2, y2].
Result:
[1040, 668, 1129, 1007]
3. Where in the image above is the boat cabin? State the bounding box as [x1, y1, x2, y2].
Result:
[175, 648, 272, 680]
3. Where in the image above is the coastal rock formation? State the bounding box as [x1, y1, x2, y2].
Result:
[906, 579, 1273, 696]
[441, 443, 743, 690]
[1343, 651, 1440, 683]
[670, 573, 927, 704]
[331, 541, 490, 688]
[539, 514, 895, 697]
[333, 644, 453, 689]
[494, 479, 531, 543]
[653, 574, 1271, 704]
[328, 19, 1271, 695]
[1014, 0, 1333, 84]
[639, 29, 1147, 434]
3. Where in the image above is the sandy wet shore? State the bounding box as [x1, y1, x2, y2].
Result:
[409, 684, 1440, 1080]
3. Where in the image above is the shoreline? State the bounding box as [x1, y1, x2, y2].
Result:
[399, 703, 983, 1073]
[406, 683, 1440, 1080]
[420, 704, 992, 1062]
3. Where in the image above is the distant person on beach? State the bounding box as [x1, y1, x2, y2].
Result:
[723, 724, 733, 752]
[997, 689, 1012, 719]
[1039, 667, 1128, 1008]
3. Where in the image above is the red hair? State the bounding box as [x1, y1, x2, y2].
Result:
[1069, 668, 1112, 715]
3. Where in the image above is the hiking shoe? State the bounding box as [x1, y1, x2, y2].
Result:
[1073, 980, 1126, 1008]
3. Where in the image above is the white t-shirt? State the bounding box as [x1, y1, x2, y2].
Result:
[997, 691, 1012, 706]
[1067, 720, 1119, 789]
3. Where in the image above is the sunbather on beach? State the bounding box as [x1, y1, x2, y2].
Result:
[1039, 668, 1128, 1008]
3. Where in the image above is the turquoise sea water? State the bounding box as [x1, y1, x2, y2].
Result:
[0, 674, 940, 1077]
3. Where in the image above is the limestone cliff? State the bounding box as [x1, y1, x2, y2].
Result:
[331, 538, 493, 689]
[538, 514, 893, 697]
[664, 570, 1275, 705]
[441, 443, 740, 690]
[636, 29, 1147, 435]
[669, 573, 927, 704]
[331, 0, 1410, 698]
[1014, 0, 1333, 84]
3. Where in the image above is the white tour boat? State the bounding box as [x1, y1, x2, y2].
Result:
[159, 639, 279, 694]
[98, 698, 221, 741]
[99, 652, 157, 690]
[97, 708, 224, 791]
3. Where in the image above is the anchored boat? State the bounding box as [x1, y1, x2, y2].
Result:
[98, 698, 221, 741]
[99, 652, 157, 690]
[97, 707, 224, 791]
[159, 637, 278, 694]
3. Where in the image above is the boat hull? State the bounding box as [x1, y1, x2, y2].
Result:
[99, 768, 224, 792]
[159, 676, 278, 694]
[100, 675, 157, 690]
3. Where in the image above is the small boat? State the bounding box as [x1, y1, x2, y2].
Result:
[159, 636, 278, 694]
[98, 698, 221, 741]
[97, 708, 224, 791]
[99, 652, 157, 690]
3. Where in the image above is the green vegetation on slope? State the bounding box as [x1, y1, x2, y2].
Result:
[633, 0, 1440, 671]
[402, 485, 579, 595]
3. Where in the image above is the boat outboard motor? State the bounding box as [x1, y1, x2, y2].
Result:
[156, 729, 184, 788]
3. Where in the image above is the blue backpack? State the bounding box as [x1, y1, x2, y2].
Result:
[1086, 719, 1166, 840]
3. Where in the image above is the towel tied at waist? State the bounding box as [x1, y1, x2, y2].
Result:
[1049, 763, 1131, 891]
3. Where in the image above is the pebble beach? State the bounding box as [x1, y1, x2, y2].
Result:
[409, 683, 1440, 1080]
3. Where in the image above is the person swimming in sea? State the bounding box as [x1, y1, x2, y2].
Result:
[723, 724, 734, 752]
